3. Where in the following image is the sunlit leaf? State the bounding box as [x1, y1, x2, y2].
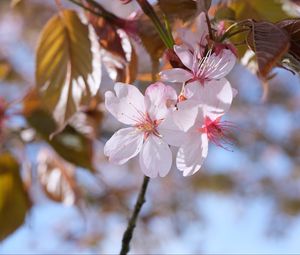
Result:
[37, 149, 80, 205]
[229, 0, 290, 22]
[36, 9, 101, 129]
[0, 153, 30, 241]
[87, 10, 138, 83]
[88, 15, 126, 59]
[246, 20, 290, 78]
[23, 90, 95, 172]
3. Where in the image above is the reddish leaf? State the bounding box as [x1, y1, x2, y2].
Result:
[246, 20, 290, 77]
[88, 14, 126, 60]
[277, 19, 300, 62]
[87, 7, 138, 83]
[37, 149, 80, 205]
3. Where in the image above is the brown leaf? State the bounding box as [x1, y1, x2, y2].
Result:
[88, 15, 126, 59]
[277, 19, 300, 62]
[37, 149, 80, 205]
[246, 20, 290, 78]
[87, 9, 138, 83]
[101, 31, 138, 83]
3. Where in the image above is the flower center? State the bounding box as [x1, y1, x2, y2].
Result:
[200, 116, 234, 150]
[136, 113, 161, 140]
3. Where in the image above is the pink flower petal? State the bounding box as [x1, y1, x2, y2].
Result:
[105, 83, 145, 125]
[186, 78, 233, 119]
[176, 132, 208, 176]
[174, 45, 194, 70]
[173, 99, 199, 131]
[204, 49, 236, 80]
[177, 28, 198, 51]
[195, 12, 209, 49]
[160, 68, 192, 83]
[104, 127, 144, 165]
[139, 135, 172, 178]
[144, 82, 177, 120]
[158, 113, 189, 147]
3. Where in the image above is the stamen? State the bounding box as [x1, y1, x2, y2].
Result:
[135, 113, 161, 140]
[200, 116, 236, 151]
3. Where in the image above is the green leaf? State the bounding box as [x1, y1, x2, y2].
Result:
[35, 9, 101, 129]
[214, 5, 236, 21]
[229, 0, 290, 22]
[0, 153, 31, 241]
[23, 90, 95, 172]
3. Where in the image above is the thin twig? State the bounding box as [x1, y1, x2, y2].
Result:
[120, 176, 150, 255]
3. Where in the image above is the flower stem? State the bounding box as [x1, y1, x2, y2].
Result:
[136, 0, 174, 49]
[120, 176, 150, 255]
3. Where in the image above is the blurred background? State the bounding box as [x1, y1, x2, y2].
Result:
[1, 0, 300, 253]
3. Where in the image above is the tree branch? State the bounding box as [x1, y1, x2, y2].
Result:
[120, 176, 150, 255]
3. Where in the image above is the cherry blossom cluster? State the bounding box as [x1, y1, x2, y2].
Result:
[104, 13, 237, 178]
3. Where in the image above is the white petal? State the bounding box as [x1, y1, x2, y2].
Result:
[232, 87, 238, 98]
[104, 127, 143, 165]
[105, 83, 145, 125]
[174, 45, 194, 70]
[144, 82, 177, 120]
[160, 68, 192, 83]
[205, 49, 236, 80]
[177, 28, 198, 50]
[139, 135, 172, 178]
[188, 78, 233, 118]
[158, 113, 188, 147]
[176, 132, 208, 177]
[195, 12, 209, 49]
[173, 99, 199, 132]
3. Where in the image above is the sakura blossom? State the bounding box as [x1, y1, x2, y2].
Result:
[176, 12, 209, 54]
[104, 10, 239, 179]
[104, 82, 177, 178]
[160, 45, 236, 86]
[160, 94, 234, 177]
